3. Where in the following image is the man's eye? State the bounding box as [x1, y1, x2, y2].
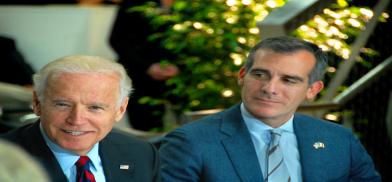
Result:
[54, 102, 70, 108]
[89, 106, 103, 111]
[251, 71, 268, 79]
[283, 78, 299, 84]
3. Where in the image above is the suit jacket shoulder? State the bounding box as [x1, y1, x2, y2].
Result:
[1, 123, 160, 182]
[293, 114, 381, 181]
[160, 104, 263, 182]
[100, 128, 160, 182]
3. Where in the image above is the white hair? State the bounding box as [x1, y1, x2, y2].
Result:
[32, 55, 133, 107]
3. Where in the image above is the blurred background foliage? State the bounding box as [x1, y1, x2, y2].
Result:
[131, 0, 389, 116]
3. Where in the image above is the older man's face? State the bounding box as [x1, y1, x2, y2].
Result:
[33, 72, 128, 155]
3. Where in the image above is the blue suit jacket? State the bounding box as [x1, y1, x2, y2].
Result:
[1, 121, 160, 182]
[160, 104, 381, 182]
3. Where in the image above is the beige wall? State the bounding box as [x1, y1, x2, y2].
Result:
[0, 5, 118, 71]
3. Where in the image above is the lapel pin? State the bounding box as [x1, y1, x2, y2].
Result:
[313, 142, 325, 149]
[120, 164, 130, 170]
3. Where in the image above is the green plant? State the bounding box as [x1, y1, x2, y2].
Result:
[131, 0, 386, 116]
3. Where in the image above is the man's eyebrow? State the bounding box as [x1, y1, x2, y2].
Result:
[249, 68, 306, 82]
[51, 99, 69, 103]
[89, 102, 110, 108]
[249, 68, 269, 73]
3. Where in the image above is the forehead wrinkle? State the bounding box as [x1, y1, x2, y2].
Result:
[254, 50, 313, 79]
[45, 72, 120, 107]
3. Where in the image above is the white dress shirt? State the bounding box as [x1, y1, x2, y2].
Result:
[241, 103, 302, 182]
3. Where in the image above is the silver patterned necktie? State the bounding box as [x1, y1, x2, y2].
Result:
[264, 129, 291, 182]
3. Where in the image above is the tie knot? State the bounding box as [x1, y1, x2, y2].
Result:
[76, 156, 91, 168]
[269, 129, 283, 143]
[270, 129, 283, 135]
[76, 156, 96, 182]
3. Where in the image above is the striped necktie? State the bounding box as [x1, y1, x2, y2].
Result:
[76, 156, 96, 182]
[265, 129, 291, 182]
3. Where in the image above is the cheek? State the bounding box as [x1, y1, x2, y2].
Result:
[286, 88, 308, 102]
[39, 113, 63, 138]
[95, 120, 116, 140]
[93, 114, 117, 128]
[243, 81, 258, 91]
[40, 112, 63, 127]
[241, 84, 254, 99]
[40, 107, 69, 125]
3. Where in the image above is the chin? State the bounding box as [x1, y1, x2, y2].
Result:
[63, 144, 89, 154]
[253, 110, 280, 119]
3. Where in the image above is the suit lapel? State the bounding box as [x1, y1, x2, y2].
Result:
[294, 115, 327, 181]
[100, 134, 135, 182]
[220, 105, 264, 182]
[24, 122, 68, 182]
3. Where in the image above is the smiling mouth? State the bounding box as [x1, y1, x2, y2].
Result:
[64, 130, 87, 136]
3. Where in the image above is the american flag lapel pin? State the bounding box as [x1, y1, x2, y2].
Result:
[313, 142, 325, 149]
[120, 164, 130, 170]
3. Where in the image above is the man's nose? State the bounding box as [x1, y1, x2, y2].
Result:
[66, 106, 86, 125]
[261, 79, 279, 95]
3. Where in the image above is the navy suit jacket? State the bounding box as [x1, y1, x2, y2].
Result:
[159, 104, 381, 182]
[1, 121, 160, 182]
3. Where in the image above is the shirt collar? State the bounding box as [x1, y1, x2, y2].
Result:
[240, 102, 294, 134]
[39, 122, 100, 172]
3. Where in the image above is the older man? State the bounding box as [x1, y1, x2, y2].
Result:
[1, 55, 159, 182]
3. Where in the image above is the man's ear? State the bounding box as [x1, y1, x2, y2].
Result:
[306, 81, 324, 100]
[115, 97, 129, 122]
[32, 91, 42, 116]
[238, 67, 246, 86]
